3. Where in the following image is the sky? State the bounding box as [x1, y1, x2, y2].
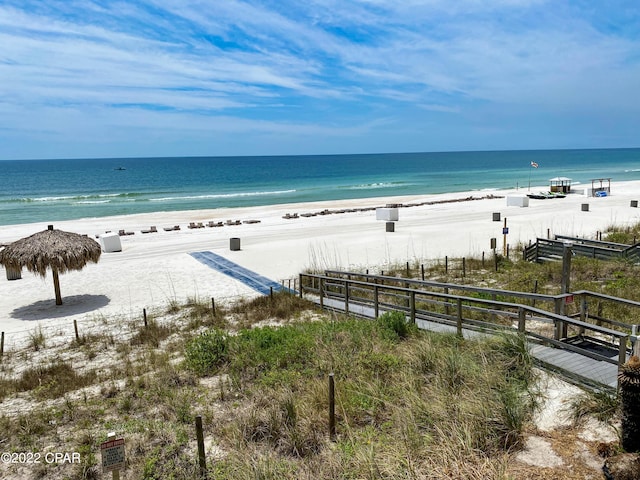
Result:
[1, 0, 639, 160]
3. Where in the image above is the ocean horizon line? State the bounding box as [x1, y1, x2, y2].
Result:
[3, 145, 640, 162]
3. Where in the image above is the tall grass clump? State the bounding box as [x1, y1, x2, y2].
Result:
[229, 291, 316, 327]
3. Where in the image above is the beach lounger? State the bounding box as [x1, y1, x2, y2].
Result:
[118, 229, 135, 236]
[243, 219, 261, 224]
[141, 226, 157, 233]
[188, 222, 198, 229]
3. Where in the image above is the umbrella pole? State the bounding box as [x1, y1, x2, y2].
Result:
[52, 268, 63, 305]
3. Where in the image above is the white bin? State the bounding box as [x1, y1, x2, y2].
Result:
[99, 232, 122, 252]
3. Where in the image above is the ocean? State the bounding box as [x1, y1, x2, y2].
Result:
[1, 148, 639, 226]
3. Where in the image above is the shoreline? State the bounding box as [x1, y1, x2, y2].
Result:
[2, 180, 640, 336]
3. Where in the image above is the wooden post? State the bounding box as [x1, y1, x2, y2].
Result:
[462, 257, 466, 277]
[444, 287, 450, 317]
[52, 268, 63, 305]
[319, 277, 324, 309]
[374, 285, 379, 318]
[518, 307, 526, 333]
[211, 297, 216, 316]
[74, 319, 80, 342]
[344, 280, 349, 315]
[456, 298, 463, 337]
[298, 274, 303, 297]
[618, 336, 629, 373]
[421, 264, 425, 281]
[503, 218, 508, 257]
[494, 249, 498, 272]
[410, 291, 416, 324]
[143, 308, 148, 328]
[532, 280, 538, 308]
[329, 373, 336, 441]
[270, 286, 273, 299]
[445, 256, 448, 273]
[406, 261, 410, 277]
[1, 331, 4, 359]
[482, 251, 485, 268]
[195, 415, 207, 479]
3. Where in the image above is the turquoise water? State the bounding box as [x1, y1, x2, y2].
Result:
[1, 149, 638, 225]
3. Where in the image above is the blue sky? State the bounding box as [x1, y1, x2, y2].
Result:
[1, 0, 639, 160]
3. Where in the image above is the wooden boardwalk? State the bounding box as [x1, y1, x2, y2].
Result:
[316, 296, 620, 390]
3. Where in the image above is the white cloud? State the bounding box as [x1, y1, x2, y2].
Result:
[1, 0, 639, 158]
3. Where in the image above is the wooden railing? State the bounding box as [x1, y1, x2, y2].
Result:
[523, 236, 640, 263]
[299, 272, 631, 388]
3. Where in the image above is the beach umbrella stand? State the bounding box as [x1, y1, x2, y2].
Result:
[0, 225, 101, 305]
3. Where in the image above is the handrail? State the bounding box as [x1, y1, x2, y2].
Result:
[323, 269, 565, 303]
[554, 234, 631, 249]
[525, 237, 640, 264]
[299, 272, 630, 388]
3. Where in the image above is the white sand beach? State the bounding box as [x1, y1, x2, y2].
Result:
[1, 181, 640, 340]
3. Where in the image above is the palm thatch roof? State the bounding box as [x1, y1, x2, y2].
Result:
[0, 225, 101, 305]
[0, 226, 101, 276]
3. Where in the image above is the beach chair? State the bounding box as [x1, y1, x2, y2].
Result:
[188, 222, 198, 229]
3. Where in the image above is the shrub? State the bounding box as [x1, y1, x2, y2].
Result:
[377, 310, 414, 339]
[184, 329, 229, 375]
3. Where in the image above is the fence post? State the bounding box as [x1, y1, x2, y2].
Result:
[406, 261, 410, 277]
[410, 291, 416, 324]
[143, 308, 148, 328]
[518, 307, 526, 333]
[444, 287, 450, 317]
[74, 319, 80, 342]
[618, 335, 629, 374]
[462, 257, 466, 277]
[211, 297, 216, 316]
[456, 298, 463, 337]
[329, 373, 336, 441]
[319, 277, 324, 309]
[299, 274, 303, 297]
[421, 264, 425, 281]
[445, 256, 448, 273]
[1, 331, 4, 359]
[195, 415, 207, 479]
[344, 280, 349, 315]
[374, 285, 379, 318]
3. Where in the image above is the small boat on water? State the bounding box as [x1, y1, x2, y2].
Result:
[114, 167, 126, 171]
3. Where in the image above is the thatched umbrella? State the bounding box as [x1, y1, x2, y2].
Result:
[0, 225, 101, 305]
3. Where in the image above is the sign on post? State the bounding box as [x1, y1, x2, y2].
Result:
[101, 437, 125, 473]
